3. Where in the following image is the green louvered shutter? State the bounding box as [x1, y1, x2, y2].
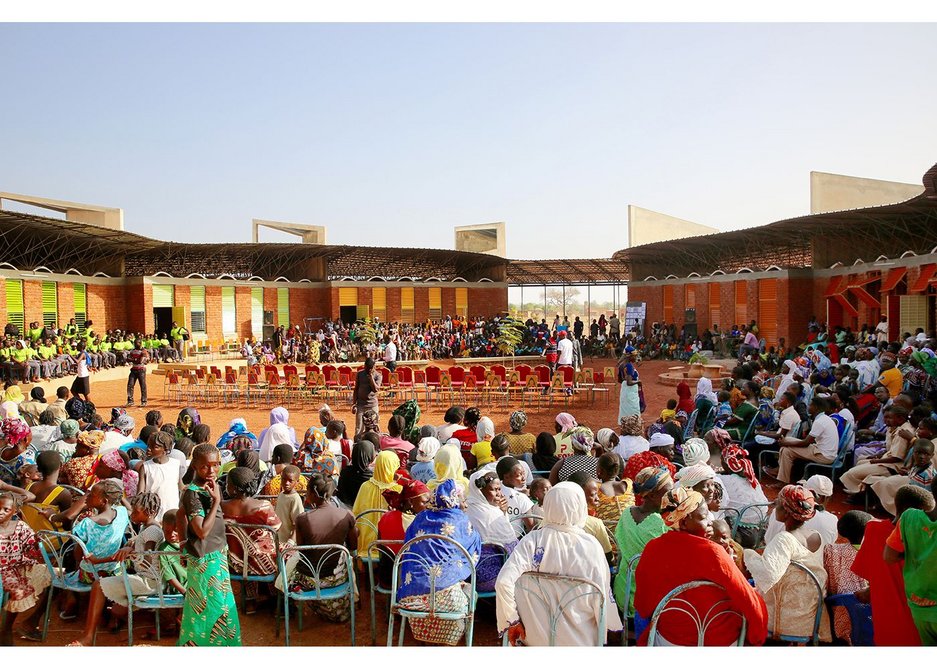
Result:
[73, 283, 87, 333]
[5, 279, 24, 334]
[42, 281, 57, 328]
[152, 284, 174, 308]
[277, 288, 289, 328]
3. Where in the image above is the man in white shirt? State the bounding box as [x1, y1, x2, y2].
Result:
[382, 335, 397, 372]
[556, 331, 574, 367]
[874, 316, 889, 345]
[766, 396, 839, 483]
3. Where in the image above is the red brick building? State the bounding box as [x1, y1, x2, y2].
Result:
[0, 210, 507, 341]
[617, 162, 937, 347]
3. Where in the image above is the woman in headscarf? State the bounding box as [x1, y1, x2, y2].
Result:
[724, 381, 760, 442]
[0, 417, 34, 487]
[717, 443, 769, 547]
[681, 437, 711, 468]
[504, 410, 535, 457]
[396, 479, 481, 646]
[775, 359, 800, 399]
[174, 408, 201, 442]
[675, 380, 695, 415]
[622, 433, 678, 483]
[466, 470, 517, 592]
[496, 482, 624, 646]
[634, 487, 768, 646]
[293, 426, 336, 479]
[60, 430, 104, 490]
[612, 466, 674, 617]
[595, 427, 618, 453]
[410, 437, 440, 484]
[549, 426, 597, 485]
[617, 349, 642, 424]
[337, 440, 376, 507]
[526, 432, 559, 475]
[614, 415, 649, 463]
[674, 462, 723, 519]
[553, 412, 578, 458]
[375, 479, 432, 587]
[258, 422, 294, 464]
[427, 444, 469, 495]
[351, 450, 402, 556]
[743, 484, 831, 642]
[90, 449, 138, 498]
[216, 419, 257, 451]
[257, 407, 296, 456]
[694, 377, 718, 435]
[358, 409, 380, 439]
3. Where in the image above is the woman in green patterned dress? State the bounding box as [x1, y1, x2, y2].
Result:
[177, 443, 241, 646]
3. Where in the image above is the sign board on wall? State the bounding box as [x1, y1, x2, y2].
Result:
[625, 301, 646, 335]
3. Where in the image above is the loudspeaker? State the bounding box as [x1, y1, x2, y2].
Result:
[262, 324, 275, 341]
[684, 308, 697, 324]
[263, 310, 275, 325]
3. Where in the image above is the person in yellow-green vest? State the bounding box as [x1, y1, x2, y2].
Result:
[170, 322, 188, 360]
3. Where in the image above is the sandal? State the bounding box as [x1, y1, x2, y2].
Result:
[19, 628, 43, 642]
[59, 610, 78, 621]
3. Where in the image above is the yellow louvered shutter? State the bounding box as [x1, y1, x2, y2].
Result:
[401, 287, 414, 323]
[455, 287, 468, 318]
[338, 287, 358, 307]
[152, 284, 174, 307]
[429, 287, 442, 320]
[372, 287, 387, 321]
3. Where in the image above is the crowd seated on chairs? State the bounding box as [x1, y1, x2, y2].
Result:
[3, 315, 937, 647]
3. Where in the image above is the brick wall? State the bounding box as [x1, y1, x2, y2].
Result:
[386, 287, 401, 323]
[442, 287, 457, 318]
[289, 287, 330, 328]
[235, 287, 252, 340]
[125, 282, 150, 334]
[87, 283, 129, 332]
[56, 282, 74, 329]
[468, 286, 508, 318]
[414, 287, 429, 323]
[263, 288, 278, 327]
[782, 275, 814, 349]
[23, 280, 42, 327]
[205, 286, 223, 341]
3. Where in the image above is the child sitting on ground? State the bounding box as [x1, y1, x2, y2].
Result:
[262, 445, 308, 496]
[70, 492, 163, 646]
[713, 391, 734, 429]
[274, 465, 305, 544]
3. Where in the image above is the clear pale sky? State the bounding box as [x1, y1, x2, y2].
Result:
[2, 23, 936, 260]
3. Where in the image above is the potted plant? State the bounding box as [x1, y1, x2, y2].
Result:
[687, 351, 709, 378]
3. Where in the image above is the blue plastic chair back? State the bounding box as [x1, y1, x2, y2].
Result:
[826, 593, 873, 646]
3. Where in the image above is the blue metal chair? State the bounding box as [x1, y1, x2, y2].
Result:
[501, 571, 606, 646]
[769, 561, 825, 645]
[387, 533, 477, 647]
[730, 502, 772, 550]
[804, 424, 853, 482]
[476, 542, 508, 600]
[120, 549, 186, 646]
[826, 593, 873, 646]
[365, 538, 403, 645]
[354, 509, 387, 573]
[224, 521, 281, 612]
[36, 530, 103, 644]
[277, 542, 356, 646]
[620, 553, 641, 645]
[647, 580, 748, 646]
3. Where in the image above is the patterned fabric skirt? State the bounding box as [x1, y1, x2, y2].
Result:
[290, 559, 355, 624]
[178, 551, 241, 646]
[1, 563, 51, 613]
[399, 582, 469, 646]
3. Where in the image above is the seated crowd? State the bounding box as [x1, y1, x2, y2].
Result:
[0, 318, 936, 647]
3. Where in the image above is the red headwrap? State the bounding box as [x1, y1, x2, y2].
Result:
[722, 443, 758, 489]
[382, 478, 430, 512]
[777, 484, 816, 523]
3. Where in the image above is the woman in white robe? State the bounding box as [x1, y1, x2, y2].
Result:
[495, 482, 623, 646]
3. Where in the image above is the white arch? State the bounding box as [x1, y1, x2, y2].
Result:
[0, 262, 17, 270]
[273, 276, 290, 282]
[64, 268, 84, 276]
[665, 274, 678, 280]
[452, 277, 467, 282]
[32, 266, 53, 273]
[643, 276, 659, 282]
[92, 272, 111, 278]
[217, 274, 236, 280]
[152, 271, 173, 278]
[765, 265, 782, 272]
[829, 262, 844, 269]
[185, 273, 207, 279]
[734, 268, 753, 274]
[709, 270, 725, 277]
[852, 258, 865, 266]
[426, 277, 443, 282]
[368, 276, 388, 282]
[298, 279, 312, 284]
[900, 251, 917, 258]
[247, 275, 264, 282]
[478, 278, 493, 283]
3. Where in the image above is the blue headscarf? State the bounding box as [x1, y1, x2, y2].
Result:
[216, 419, 258, 450]
[397, 479, 481, 599]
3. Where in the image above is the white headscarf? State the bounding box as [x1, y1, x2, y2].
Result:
[0, 401, 20, 420]
[675, 463, 717, 490]
[416, 436, 441, 463]
[695, 377, 718, 404]
[682, 438, 710, 467]
[258, 422, 295, 463]
[466, 470, 517, 545]
[476, 416, 496, 441]
[595, 428, 617, 450]
[494, 482, 623, 644]
[776, 359, 799, 398]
